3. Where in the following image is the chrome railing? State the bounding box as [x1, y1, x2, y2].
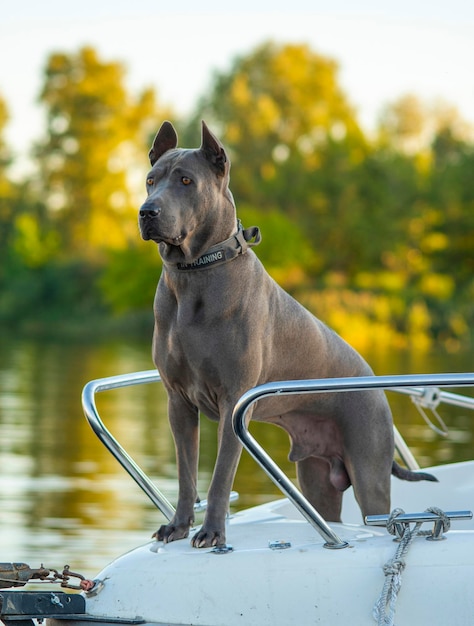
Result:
[231, 373, 474, 548]
[82, 371, 474, 548]
[81, 370, 175, 520]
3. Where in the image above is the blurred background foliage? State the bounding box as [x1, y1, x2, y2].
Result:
[0, 42, 472, 351]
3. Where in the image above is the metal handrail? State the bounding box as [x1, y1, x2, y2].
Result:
[394, 386, 474, 410]
[392, 385, 474, 468]
[231, 373, 474, 548]
[81, 370, 474, 547]
[81, 370, 176, 521]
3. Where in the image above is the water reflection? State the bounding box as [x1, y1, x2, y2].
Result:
[0, 336, 472, 578]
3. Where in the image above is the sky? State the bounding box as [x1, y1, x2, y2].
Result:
[1, 0, 474, 174]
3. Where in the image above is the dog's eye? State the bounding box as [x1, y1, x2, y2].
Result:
[146, 177, 154, 186]
[181, 177, 192, 186]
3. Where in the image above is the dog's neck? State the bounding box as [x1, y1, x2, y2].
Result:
[165, 220, 261, 272]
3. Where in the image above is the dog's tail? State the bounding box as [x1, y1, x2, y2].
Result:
[392, 461, 438, 482]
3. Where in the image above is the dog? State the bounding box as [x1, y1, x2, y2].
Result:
[138, 120, 436, 548]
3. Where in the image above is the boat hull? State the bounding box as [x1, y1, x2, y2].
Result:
[49, 462, 474, 626]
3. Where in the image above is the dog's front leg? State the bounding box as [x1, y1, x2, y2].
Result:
[154, 395, 199, 543]
[191, 412, 243, 548]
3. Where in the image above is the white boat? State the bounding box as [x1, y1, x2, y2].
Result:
[2, 371, 474, 626]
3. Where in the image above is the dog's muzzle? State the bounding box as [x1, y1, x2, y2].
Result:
[138, 203, 161, 241]
[139, 203, 186, 245]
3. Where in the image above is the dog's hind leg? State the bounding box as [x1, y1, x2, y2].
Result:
[296, 457, 344, 522]
[349, 460, 392, 521]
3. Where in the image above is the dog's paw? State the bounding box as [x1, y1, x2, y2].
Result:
[152, 522, 190, 544]
[191, 526, 226, 549]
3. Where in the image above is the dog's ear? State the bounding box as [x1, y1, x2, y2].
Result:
[149, 121, 178, 166]
[200, 121, 228, 176]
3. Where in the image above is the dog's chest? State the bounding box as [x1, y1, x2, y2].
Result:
[153, 291, 237, 393]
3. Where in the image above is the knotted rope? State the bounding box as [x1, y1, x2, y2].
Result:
[373, 507, 450, 626]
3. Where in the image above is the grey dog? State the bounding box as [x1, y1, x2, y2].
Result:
[138, 121, 436, 548]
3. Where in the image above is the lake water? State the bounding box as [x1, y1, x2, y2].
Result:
[0, 335, 472, 580]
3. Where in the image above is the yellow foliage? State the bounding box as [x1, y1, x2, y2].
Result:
[449, 313, 469, 338]
[260, 162, 276, 181]
[230, 74, 252, 108]
[255, 95, 279, 130]
[355, 271, 406, 292]
[38, 46, 162, 258]
[226, 122, 241, 144]
[419, 273, 454, 299]
[408, 217, 425, 237]
[299, 288, 408, 352]
[267, 265, 307, 290]
[421, 232, 449, 252]
[407, 301, 432, 350]
[406, 248, 426, 272]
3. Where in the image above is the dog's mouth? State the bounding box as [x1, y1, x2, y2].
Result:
[140, 224, 186, 247]
[139, 216, 199, 264]
[154, 233, 185, 246]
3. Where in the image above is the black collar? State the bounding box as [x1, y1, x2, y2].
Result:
[173, 220, 261, 272]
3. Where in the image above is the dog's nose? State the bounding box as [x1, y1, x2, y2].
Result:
[139, 203, 160, 218]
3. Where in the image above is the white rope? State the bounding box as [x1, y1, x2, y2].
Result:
[372, 507, 450, 626]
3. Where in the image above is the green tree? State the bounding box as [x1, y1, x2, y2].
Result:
[0, 95, 9, 167]
[0, 95, 15, 257]
[189, 42, 366, 209]
[36, 46, 161, 258]
[185, 42, 368, 281]
[184, 43, 474, 347]
[0, 94, 61, 325]
[425, 127, 474, 341]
